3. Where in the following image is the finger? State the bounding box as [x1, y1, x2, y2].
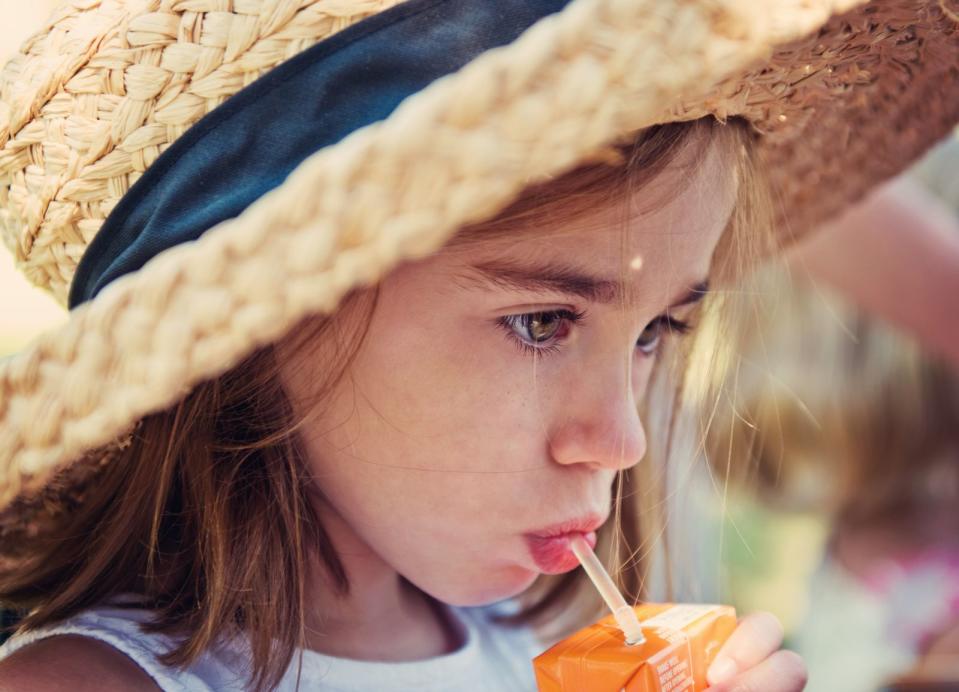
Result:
[706, 649, 808, 692]
[706, 611, 785, 686]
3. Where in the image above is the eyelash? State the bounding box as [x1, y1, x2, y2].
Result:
[496, 309, 692, 358]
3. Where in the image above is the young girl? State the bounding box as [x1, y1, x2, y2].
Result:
[0, 0, 954, 690]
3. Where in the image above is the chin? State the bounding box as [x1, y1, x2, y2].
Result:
[432, 565, 540, 608]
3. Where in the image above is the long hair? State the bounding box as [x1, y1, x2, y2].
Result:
[0, 115, 773, 691]
[705, 264, 959, 522]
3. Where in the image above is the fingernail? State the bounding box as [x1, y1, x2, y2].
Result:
[707, 656, 738, 685]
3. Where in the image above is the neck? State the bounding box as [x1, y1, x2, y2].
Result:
[302, 500, 463, 662]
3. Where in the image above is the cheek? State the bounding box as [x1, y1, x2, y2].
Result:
[295, 324, 547, 527]
[631, 351, 656, 391]
[296, 362, 551, 604]
[347, 307, 549, 472]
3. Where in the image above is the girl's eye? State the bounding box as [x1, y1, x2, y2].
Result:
[635, 315, 691, 355]
[497, 309, 585, 356]
[497, 310, 691, 358]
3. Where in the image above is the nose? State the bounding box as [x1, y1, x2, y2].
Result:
[547, 360, 648, 472]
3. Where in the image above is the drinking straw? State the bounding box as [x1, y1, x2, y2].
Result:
[570, 534, 646, 645]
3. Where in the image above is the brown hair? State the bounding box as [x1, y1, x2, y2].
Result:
[0, 115, 771, 691]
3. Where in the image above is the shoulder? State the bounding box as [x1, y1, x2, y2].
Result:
[0, 605, 248, 691]
[0, 634, 160, 691]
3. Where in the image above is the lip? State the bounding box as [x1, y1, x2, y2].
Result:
[524, 514, 605, 574]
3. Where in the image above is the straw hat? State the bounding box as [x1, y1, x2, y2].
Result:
[0, 0, 957, 559]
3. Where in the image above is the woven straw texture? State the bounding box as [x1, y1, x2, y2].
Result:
[0, 0, 957, 548]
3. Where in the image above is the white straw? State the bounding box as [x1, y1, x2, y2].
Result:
[570, 534, 645, 645]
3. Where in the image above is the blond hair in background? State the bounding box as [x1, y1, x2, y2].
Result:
[706, 256, 959, 529]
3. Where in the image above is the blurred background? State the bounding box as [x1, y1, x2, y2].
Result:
[690, 137, 959, 692]
[1, 2, 957, 691]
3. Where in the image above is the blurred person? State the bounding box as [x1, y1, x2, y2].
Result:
[707, 140, 959, 691]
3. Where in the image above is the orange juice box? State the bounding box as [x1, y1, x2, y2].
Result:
[534, 603, 736, 691]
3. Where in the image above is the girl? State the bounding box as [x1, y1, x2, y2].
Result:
[0, 0, 954, 689]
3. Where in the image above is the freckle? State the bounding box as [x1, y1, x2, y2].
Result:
[629, 255, 644, 271]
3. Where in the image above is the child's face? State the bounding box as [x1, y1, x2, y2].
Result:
[280, 139, 735, 607]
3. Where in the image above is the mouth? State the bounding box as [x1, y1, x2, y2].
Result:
[523, 514, 604, 574]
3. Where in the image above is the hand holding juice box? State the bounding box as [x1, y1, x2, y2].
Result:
[533, 535, 736, 691]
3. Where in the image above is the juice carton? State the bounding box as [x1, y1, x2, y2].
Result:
[534, 603, 736, 691]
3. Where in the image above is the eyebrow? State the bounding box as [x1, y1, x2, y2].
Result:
[461, 259, 709, 309]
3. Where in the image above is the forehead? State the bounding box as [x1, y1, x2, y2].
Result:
[441, 135, 738, 304]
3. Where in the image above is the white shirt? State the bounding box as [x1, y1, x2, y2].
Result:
[0, 600, 546, 691]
